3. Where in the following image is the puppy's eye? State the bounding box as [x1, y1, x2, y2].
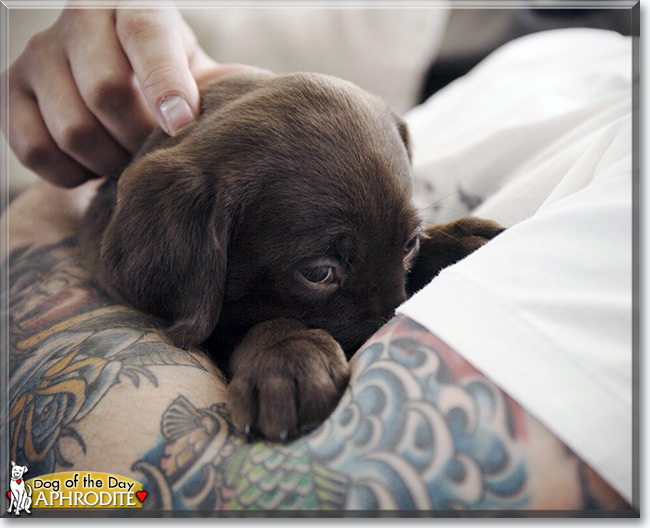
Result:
[404, 235, 420, 260]
[296, 258, 341, 291]
[301, 264, 336, 284]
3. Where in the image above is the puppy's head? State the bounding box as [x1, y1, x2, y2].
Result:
[11, 461, 27, 479]
[99, 72, 419, 354]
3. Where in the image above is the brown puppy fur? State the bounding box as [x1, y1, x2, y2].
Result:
[81, 71, 501, 442]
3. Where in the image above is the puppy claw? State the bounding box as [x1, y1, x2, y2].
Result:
[244, 423, 252, 442]
[227, 319, 350, 443]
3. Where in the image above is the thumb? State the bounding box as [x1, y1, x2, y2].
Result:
[116, 9, 200, 136]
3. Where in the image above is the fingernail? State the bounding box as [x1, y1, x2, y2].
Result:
[159, 94, 195, 136]
[244, 423, 252, 442]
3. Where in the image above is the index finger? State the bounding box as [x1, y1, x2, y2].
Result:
[116, 8, 200, 136]
[63, 8, 156, 153]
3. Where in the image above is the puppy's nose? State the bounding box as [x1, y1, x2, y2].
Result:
[368, 287, 407, 321]
[387, 290, 408, 317]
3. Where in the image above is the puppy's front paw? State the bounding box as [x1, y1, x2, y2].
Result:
[407, 216, 504, 295]
[426, 216, 504, 250]
[226, 319, 350, 443]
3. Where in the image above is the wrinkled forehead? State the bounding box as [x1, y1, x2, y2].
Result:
[248, 168, 420, 266]
[239, 76, 418, 252]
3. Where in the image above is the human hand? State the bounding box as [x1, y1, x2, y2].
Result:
[4, 5, 250, 187]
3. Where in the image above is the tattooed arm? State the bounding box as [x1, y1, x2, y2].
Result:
[4, 182, 631, 513]
[4, 182, 227, 484]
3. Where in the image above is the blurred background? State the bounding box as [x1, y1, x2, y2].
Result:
[3, 3, 633, 204]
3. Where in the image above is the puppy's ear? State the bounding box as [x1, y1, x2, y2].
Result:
[99, 149, 230, 348]
[393, 113, 412, 163]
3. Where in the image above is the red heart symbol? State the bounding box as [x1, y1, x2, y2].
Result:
[16, 480, 21, 484]
[136, 490, 147, 503]
[6, 491, 10, 499]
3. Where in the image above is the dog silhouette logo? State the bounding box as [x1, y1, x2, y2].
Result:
[7, 461, 32, 515]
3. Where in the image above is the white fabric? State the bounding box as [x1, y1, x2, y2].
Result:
[181, 7, 450, 114]
[398, 28, 633, 502]
[407, 27, 633, 227]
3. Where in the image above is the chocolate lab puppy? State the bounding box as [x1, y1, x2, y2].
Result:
[81, 71, 501, 442]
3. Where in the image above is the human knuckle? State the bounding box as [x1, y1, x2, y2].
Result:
[87, 74, 133, 113]
[23, 30, 49, 56]
[18, 33, 48, 73]
[12, 137, 51, 172]
[56, 119, 96, 153]
[18, 28, 66, 76]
